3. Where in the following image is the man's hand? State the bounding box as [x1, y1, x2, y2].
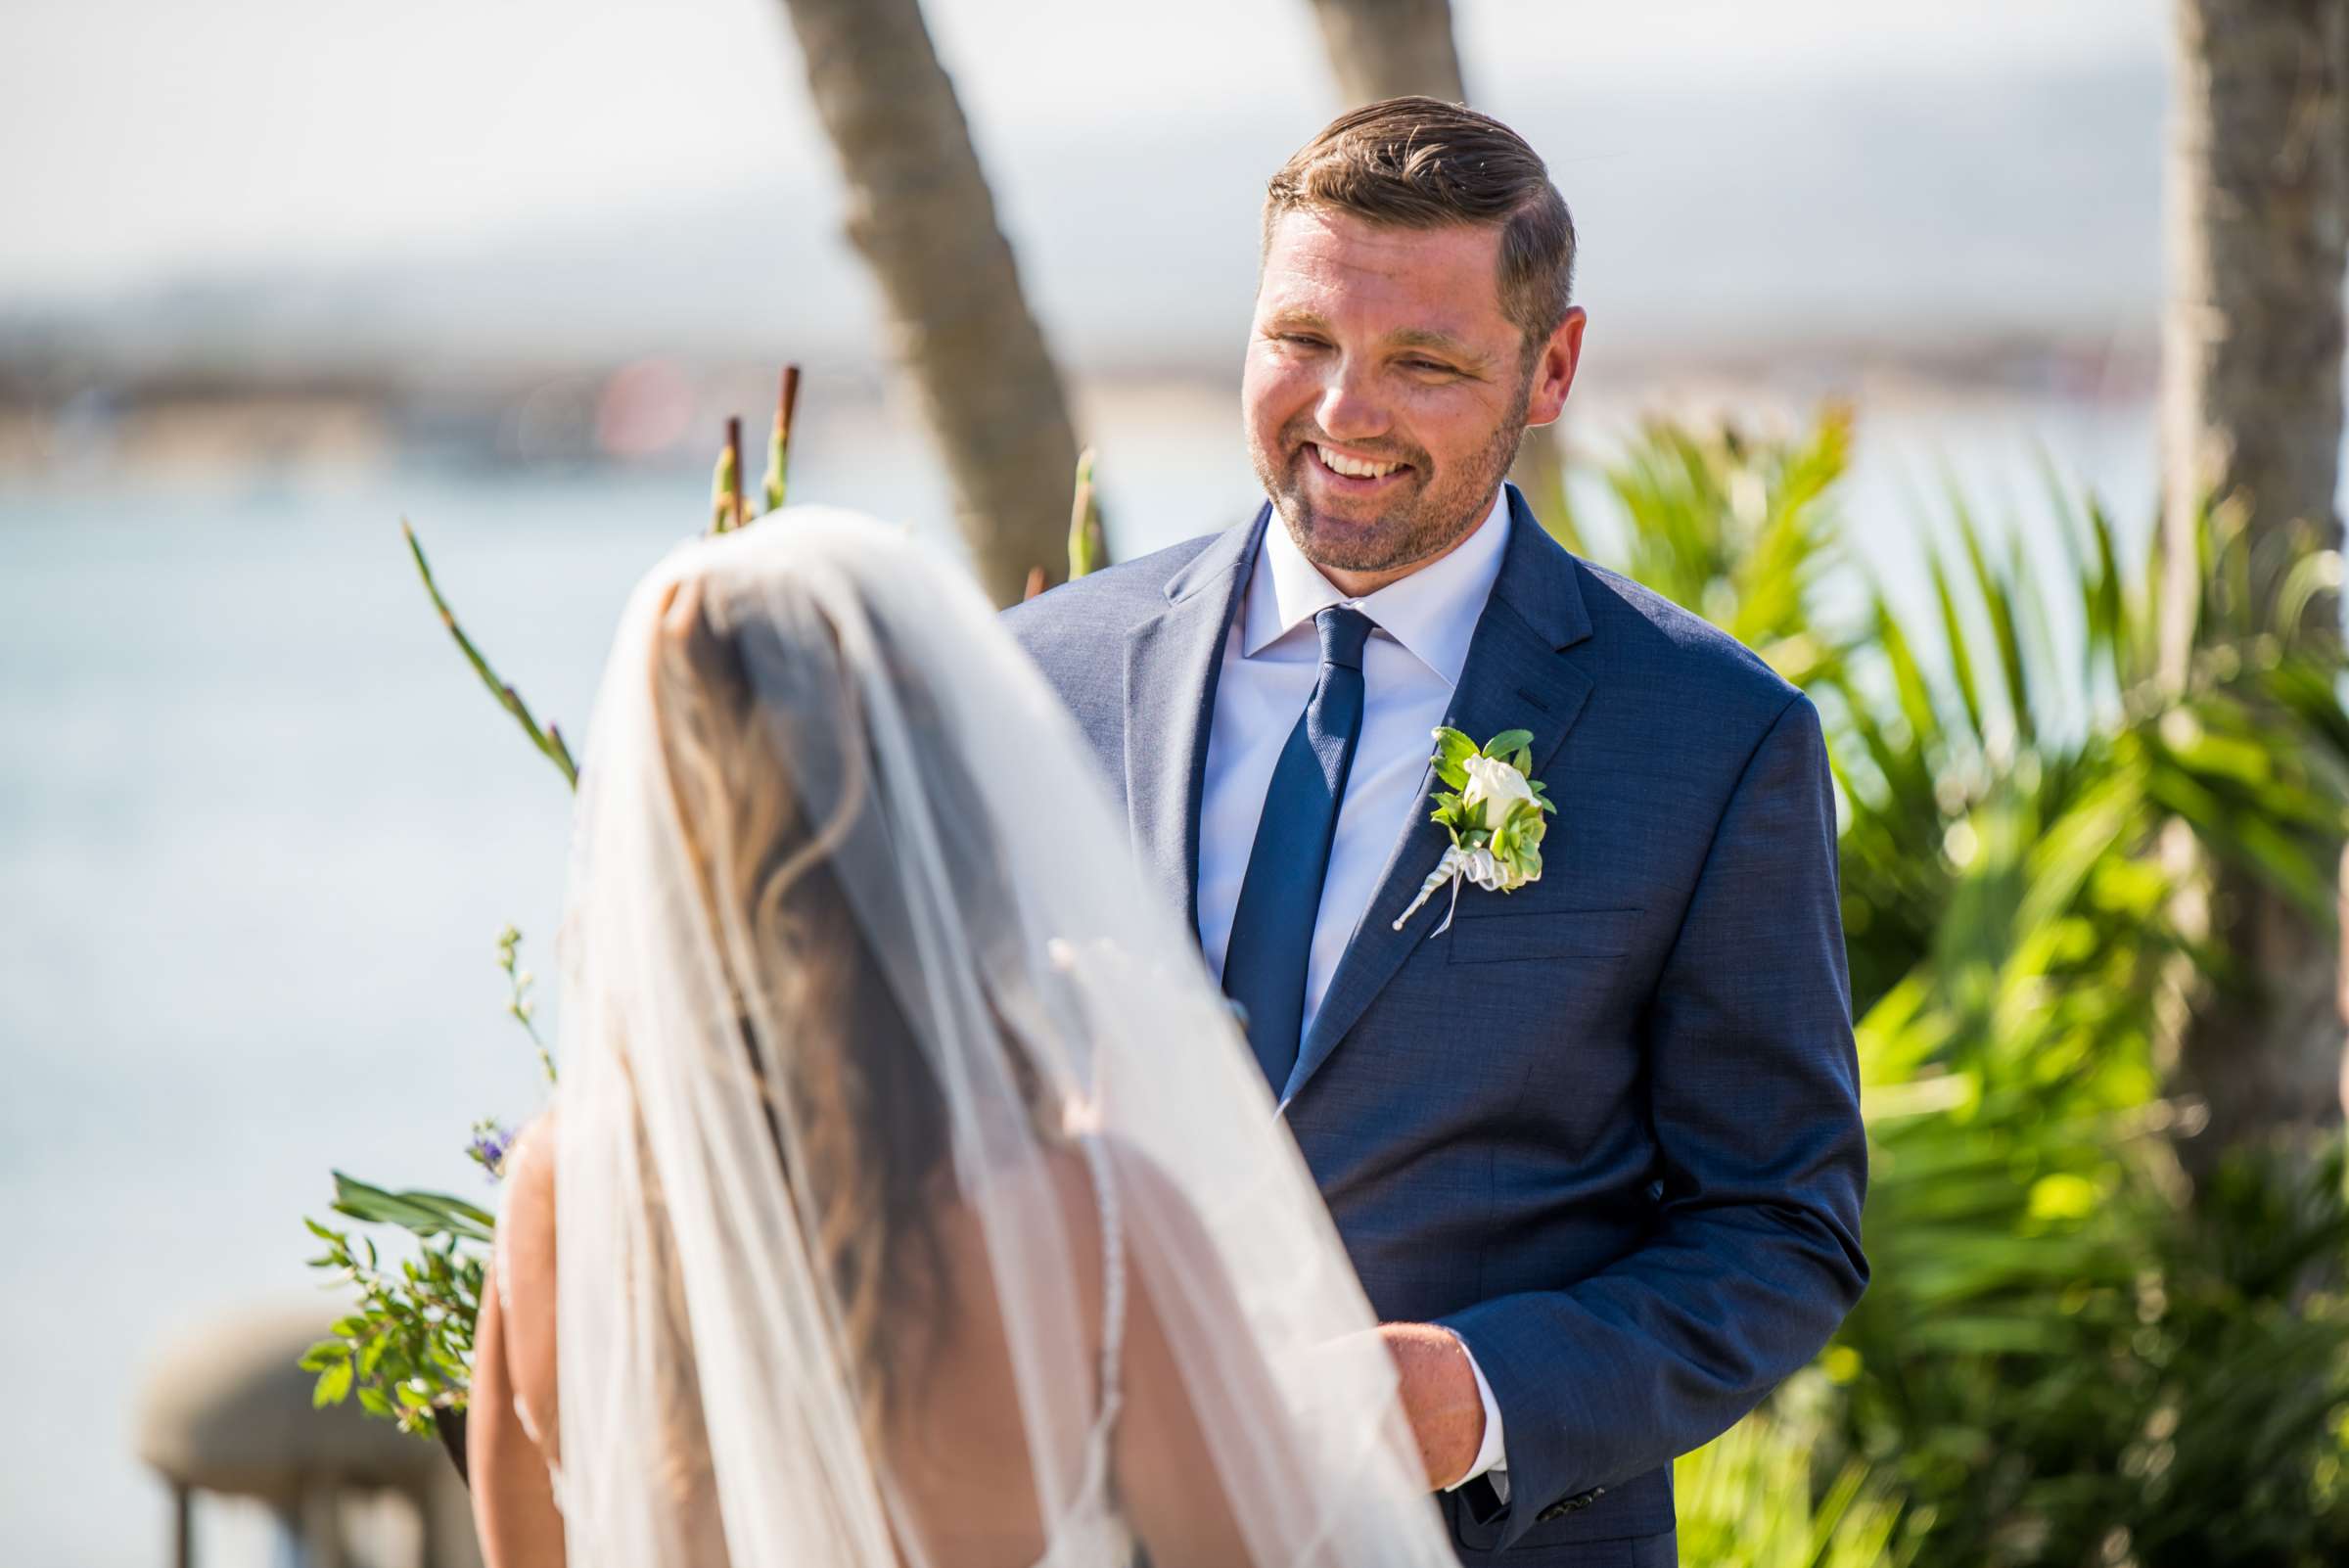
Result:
[1378, 1321, 1486, 1491]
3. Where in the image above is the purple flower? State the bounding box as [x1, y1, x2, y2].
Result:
[466, 1120, 517, 1181]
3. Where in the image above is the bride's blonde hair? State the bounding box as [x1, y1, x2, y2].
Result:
[640, 572, 1055, 1446]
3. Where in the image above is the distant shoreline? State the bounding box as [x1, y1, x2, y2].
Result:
[0, 330, 2157, 491]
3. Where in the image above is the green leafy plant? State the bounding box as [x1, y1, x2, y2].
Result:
[1676, 1373, 1922, 1568]
[1548, 410, 2349, 1566]
[300, 931, 547, 1447]
[305, 467, 588, 1444]
[300, 1177, 494, 1436]
[399, 523, 576, 789]
[1069, 444, 1107, 578]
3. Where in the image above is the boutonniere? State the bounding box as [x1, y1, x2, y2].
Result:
[1392, 726, 1555, 937]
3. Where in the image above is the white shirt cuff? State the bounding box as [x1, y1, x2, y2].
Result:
[1441, 1329, 1507, 1500]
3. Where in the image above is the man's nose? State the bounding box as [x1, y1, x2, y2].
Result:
[1314, 362, 1391, 443]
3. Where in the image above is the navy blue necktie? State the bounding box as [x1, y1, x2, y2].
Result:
[1222, 605, 1375, 1092]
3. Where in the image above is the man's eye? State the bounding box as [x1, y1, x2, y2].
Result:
[1404, 358, 1452, 374]
[1277, 333, 1327, 348]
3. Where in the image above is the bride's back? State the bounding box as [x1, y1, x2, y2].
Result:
[883, 1146, 1115, 1567]
[482, 1129, 1127, 1568]
[476, 517, 1456, 1568]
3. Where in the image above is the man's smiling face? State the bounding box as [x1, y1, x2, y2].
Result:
[1243, 207, 1583, 594]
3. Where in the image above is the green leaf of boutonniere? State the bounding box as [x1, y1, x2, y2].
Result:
[1482, 728, 1533, 760]
[1431, 725, 1478, 790]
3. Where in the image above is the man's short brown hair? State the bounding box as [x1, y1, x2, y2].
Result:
[1263, 97, 1577, 358]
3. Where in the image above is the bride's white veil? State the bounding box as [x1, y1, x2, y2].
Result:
[552, 509, 1455, 1567]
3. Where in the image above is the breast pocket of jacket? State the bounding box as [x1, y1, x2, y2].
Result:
[1444, 903, 1644, 967]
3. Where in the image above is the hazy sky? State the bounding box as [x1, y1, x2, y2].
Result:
[3, 0, 2162, 300]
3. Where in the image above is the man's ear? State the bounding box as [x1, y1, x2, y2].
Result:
[1524, 307, 1588, 429]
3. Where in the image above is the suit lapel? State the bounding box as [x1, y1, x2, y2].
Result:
[1280, 486, 1597, 1108]
[1123, 506, 1267, 934]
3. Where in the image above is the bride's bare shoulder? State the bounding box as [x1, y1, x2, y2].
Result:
[498, 1113, 559, 1272]
[493, 1114, 560, 1442]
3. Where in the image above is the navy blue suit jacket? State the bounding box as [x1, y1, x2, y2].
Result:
[1004, 487, 1867, 1562]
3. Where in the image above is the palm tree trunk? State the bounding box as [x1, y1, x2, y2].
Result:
[778, 0, 1082, 605]
[2160, 0, 2349, 1168]
[1306, 0, 1467, 105]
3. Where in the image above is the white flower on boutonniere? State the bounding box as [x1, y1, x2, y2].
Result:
[1392, 725, 1556, 937]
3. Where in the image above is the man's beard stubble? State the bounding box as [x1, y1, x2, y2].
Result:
[1254, 374, 1533, 579]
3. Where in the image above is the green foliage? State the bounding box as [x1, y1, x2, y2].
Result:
[1430, 725, 1479, 789]
[328, 1173, 496, 1242]
[712, 430, 742, 533]
[763, 366, 801, 515]
[717, 372, 804, 530]
[1550, 408, 1850, 693]
[1550, 411, 2349, 1566]
[302, 929, 552, 1435]
[1676, 1373, 1922, 1568]
[497, 922, 555, 1084]
[1069, 444, 1108, 579]
[300, 1176, 488, 1437]
[401, 522, 578, 790]
[2001, 1144, 2349, 1568]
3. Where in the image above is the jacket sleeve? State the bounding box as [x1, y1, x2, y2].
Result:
[1435, 692, 1869, 1548]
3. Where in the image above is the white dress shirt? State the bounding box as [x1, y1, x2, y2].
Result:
[1195, 485, 1512, 1494]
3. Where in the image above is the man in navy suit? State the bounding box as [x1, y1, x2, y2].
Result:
[1006, 98, 1866, 1564]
